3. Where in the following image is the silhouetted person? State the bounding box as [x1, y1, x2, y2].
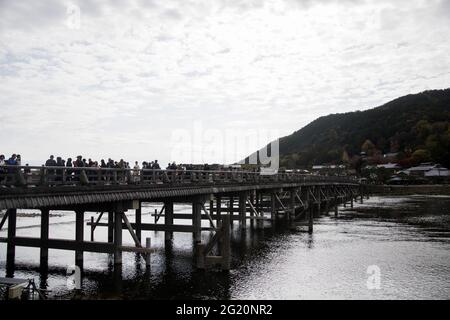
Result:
[56, 157, 64, 181]
[45, 155, 57, 177]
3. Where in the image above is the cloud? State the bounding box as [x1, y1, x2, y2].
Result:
[1, 0, 450, 165]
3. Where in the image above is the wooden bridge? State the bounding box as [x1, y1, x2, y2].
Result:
[0, 166, 365, 274]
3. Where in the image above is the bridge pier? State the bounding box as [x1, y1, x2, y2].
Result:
[40, 208, 49, 270]
[114, 210, 123, 265]
[334, 195, 338, 217]
[165, 201, 174, 242]
[216, 195, 222, 224]
[307, 189, 313, 233]
[239, 192, 247, 228]
[135, 202, 142, 243]
[192, 199, 202, 243]
[6, 208, 17, 277]
[317, 187, 321, 216]
[229, 196, 234, 228]
[289, 189, 296, 221]
[270, 192, 276, 221]
[108, 211, 114, 243]
[75, 210, 84, 269]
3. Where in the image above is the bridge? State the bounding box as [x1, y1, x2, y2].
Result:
[0, 166, 365, 274]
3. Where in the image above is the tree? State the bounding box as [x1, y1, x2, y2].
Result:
[412, 149, 431, 163]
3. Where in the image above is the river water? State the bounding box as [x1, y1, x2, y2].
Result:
[1, 195, 449, 300]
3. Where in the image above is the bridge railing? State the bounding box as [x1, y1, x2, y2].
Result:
[0, 165, 357, 188]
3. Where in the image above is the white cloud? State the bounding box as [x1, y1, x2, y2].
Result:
[1, 0, 450, 165]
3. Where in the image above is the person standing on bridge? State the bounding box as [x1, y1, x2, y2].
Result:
[45, 155, 56, 166]
[0, 154, 5, 183]
[133, 161, 140, 183]
[66, 158, 73, 181]
[45, 155, 57, 184]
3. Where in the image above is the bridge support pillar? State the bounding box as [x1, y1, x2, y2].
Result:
[135, 202, 142, 243]
[165, 201, 174, 242]
[359, 186, 364, 204]
[229, 196, 234, 228]
[192, 199, 202, 243]
[216, 196, 222, 225]
[307, 190, 313, 233]
[270, 193, 276, 221]
[239, 192, 247, 228]
[108, 211, 114, 243]
[40, 208, 50, 270]
[114, 210, 123, 265]
[290, 189, 297, 221]
[334, 196, 338, 217]
[351, 197, 354, 209]
[6, 208, 17, 277]
[317, 187, 321, 215]
[221, 214, 231, 270]
[75, 210, 84, 269]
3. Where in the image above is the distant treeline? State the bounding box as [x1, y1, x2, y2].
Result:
[273, 89, 450, 169]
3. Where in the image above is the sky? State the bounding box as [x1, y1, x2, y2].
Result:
[1, 0, 450, 166]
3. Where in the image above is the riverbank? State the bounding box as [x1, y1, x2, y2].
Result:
[367, 184, 450, 196]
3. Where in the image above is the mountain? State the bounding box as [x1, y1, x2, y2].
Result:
[246, 89, 450, 169]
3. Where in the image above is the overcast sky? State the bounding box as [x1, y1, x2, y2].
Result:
[1, 0, 449, 166]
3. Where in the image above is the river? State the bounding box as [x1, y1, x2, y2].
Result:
[1, 194, 449, 300]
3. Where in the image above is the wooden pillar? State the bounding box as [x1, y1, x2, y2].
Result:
[135, 202, 142, 243]
[209, 200, 214, 215]
[145, 237, 151, 267]
[192, 199, 202, 243]
[108, 211, 114, 243]
[351, 197, 354, 208]
[255, 191, 260, 213]
[360, 186, 364, 204]
[221, 214, 231, 270]
[75, 210, 84, 269]
[114, 211, 123, 265]
[40, 208, 50, 269]
[216, 195, 222, 224]
[229, 196, 234, 227]
[317, 187, 321, 215]
[270, 192, 276, 221]
[325, 188, 330, 214]
[249, 191, 255, 227]
[334, 195, 338, 217]
[290, 189, 296, 220]
[165, 201, 174, 242]
[307, 189, 313, 233]
[239, 192, 247, 228]
[6, 208, 17, 277]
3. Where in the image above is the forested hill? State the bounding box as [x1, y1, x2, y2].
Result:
[259, 89, 450, 168]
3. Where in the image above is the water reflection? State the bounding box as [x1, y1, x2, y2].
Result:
[1, 195, 450, 299]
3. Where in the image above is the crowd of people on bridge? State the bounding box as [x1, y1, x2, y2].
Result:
[1, 153, 245, 186]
